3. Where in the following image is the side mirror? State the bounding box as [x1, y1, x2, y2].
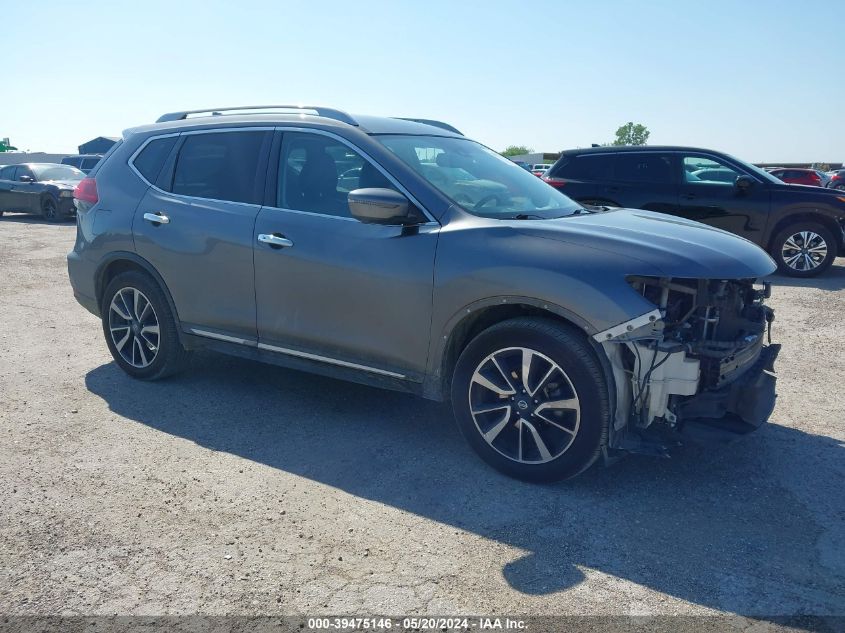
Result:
[19, 175, 35, 183]
[735, 175, 754, 192]
[348, 188, 416, 225]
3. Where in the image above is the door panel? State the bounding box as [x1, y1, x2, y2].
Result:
[254, 209, 438, 378]
[0, 167, 17, 211]
[254, 129, 438, 379]
[133, 189, 261, 338]
[676, 154, 771, 242]
[14, 167, 40, 213]
[132, 129, 271, 339]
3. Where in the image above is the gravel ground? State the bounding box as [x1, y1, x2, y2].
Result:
[1, 216, 844, 623]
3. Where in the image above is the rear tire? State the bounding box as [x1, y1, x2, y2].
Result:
[450, 317, 609, 482]
[101, 271, 191, 380]
[770, 222, 836, 277]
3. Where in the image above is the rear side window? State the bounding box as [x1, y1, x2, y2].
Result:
[551, 154, 613, 180]
[171, 131, 267, 204]
[81, 157, 101, 171]
[0, 166, 15, 180]
[134, 137, 178, 184]
[614, 153, 674, 184]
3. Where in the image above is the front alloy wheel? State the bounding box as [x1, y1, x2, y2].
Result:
[469, 347, 581, 464]
[451, 317, 609, 482]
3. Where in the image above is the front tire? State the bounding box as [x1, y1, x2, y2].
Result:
[41, 196, 60, 222]
[770, 222, 836, 277]
[101, 271, 190, 380]
[451, 317, 609, 482]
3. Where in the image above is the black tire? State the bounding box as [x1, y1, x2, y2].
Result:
[451, 317, 609, 482]
[41, 196, 61, 222]
[770, 222, 837, 277]
[101, 271, 190, 380]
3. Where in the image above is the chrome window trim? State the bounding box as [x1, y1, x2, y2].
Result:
[271, 126, 437, 224]
[127, 127, 275, 207]
[187, 328, 255, 346]
[128, 125, 437, 223]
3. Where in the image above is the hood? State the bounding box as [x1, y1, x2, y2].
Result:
[513, 208, 776, 279]
[43, 179, 81, 189]
[771, 181, 845, 199]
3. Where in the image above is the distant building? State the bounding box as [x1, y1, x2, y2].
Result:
[78, 136, 120, 155]
[508, 152, 560, 165]
[0, 152, 71, 166]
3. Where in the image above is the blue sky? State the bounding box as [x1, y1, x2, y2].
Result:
[3, 0, 843, 162]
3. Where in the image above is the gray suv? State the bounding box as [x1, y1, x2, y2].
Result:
[67, 105, 780, 481]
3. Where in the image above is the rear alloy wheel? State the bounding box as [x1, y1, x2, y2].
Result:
[771, 222, 836, 277]
[41, 196, 60, 222]
[451, 317, 609, 482]
[101, 271, 190, 380]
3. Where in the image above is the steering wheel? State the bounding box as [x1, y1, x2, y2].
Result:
[474, 194, 504, 209]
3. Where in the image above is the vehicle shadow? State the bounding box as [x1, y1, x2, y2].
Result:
[767, 258, 845, 292]
[84, 354, 845, 617]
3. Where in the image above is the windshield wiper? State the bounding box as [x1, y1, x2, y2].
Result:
[511, 213, 546, 220]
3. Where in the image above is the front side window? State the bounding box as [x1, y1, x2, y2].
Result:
[171, 131, 267, 204]
[277, 132, 395, 218]
[551, 154, 613, 180]
[682, 155, 740, 185]
[376, 135, 583, 219]
[0, 166, 14, 180]
[614, 153, 674, 184]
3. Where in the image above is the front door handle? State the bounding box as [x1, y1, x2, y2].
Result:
[258, 233, 294, 248]
[143, 212, 170, 225]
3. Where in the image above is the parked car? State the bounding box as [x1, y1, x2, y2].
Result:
[827, 170, 845, 191]
[62, 154, 103, 175]
[531, 163, 551, 177]
[767, 167, 823, 187]
[68, 105, 780, 482]
[510, 160, 532, 171]
[543, 147, 845, 276]
[0, 163, 84, 221]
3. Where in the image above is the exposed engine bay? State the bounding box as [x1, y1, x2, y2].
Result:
[598, 276, 780, 450]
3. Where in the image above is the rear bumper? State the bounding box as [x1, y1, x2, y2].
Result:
[67, 250, 99, 317]
[676, 343, 781, 443]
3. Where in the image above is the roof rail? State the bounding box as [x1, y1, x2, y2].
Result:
[394, 118, 463, 135]
[156, 105, 358, 126]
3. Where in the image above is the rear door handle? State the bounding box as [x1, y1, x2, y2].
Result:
[258, 233, 294, 248]
[143, 212, 170, 225]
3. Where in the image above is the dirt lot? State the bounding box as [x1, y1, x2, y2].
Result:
[1, 216, 844, 621]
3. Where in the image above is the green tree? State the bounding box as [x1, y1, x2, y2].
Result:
[501, 145, 533, 157]
[612, 122, 650, 146]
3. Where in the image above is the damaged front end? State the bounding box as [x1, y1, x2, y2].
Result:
[597, 276, 780, 453]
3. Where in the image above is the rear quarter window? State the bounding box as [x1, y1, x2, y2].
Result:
[133, 136, 178, 184]
[551, 154, 614, 180]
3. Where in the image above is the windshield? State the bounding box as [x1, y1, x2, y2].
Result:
[375, 135, 584, 219]
[31, 165, 85, 182]
[724, 154, 783, 184]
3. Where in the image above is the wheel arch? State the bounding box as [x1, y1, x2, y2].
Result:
[766, 211, 844, 254]
[423, 297, 606, 401]
[95, 252, 185, 344]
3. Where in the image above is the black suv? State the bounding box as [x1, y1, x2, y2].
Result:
[543, 146, 845, 276]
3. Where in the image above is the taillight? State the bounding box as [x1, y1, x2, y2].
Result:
[74, 178, 98, 204]
[542, 176, 567, 189]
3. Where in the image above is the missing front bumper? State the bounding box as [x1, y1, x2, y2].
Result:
[675, 343, 781, 444]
